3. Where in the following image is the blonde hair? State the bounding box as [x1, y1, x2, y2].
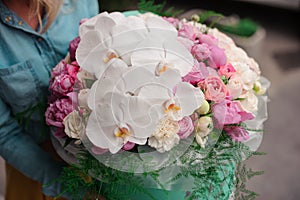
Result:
[29, 0, 64, 33]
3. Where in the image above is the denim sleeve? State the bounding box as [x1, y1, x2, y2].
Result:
[0, 98, 67, 197]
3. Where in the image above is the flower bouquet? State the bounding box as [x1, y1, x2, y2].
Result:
[45, 9, 269, 200]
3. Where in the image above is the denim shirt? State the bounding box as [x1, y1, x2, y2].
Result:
[0, 0, 98, 196]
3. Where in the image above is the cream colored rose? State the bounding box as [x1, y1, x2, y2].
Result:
[195, 116, 213, 137]
[239, 91, 258, 113]
[148, 117, 180, 153]
[63, 110, 85, 139]
[78, 89, 90, 108]
[227, 75, 243, 99]
[231, 62, 258, 91]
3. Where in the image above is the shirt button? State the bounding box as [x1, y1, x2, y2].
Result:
[37, 37, 43, 42]
[5, 16, 11, 22]
[18, 21, 23, 26]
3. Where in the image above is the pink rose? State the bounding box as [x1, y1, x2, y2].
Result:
[199, 76, 227, 103]
[45, 98, 74, 128]
[224, 126, 249, 142]
[212, 100, 254, 127]
[218, 63, 236, 78]
[163, 17, 180, 27]
[198, 34, 218, 46]
[191, 43, 211, 61]
[178, 23, 200, 41]
[177, 116, 194, 139]
[208, 45, 227, 68]
[50, 73, 75, 97]
[122, 141, 136, 151]
[183, 60, 208, 84]
[69, 37, 80, 61]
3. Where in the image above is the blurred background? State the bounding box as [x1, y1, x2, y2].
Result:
[0, 0, 299, 199]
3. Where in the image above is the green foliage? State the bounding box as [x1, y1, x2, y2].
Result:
[198, 10, 224, 28]
[14, 100, 47, 135]
[54, 132, 264, 200]
[138, 0, 183, 17]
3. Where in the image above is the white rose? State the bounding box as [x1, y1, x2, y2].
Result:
[63, 110, 85, 139]
[78, 89, 90, 108]
[231, 62, 258, 91]
[226, 46, 248, 63]
[227, 75, 243, 99]
[239, 91, 258, 113]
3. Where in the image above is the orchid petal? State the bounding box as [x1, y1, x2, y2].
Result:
[146, 16, 177, 38]
[95, 15, 117, 39]
[86, 105, 123, 154]
[76, 31, 109, 75]
[124, 96, 160, 138]
[131, 37, 164, 67]
[111, 25, 147, 64]
[176, 82, 204, 117]
[164, 40, 194, 76]
[121, 66, 155, 93]
[87, 58, 128, 110]
[79, 12, 108, 37]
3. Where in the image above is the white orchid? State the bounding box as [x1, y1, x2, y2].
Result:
[131, 36, 194, 77]
[85, 57, 204, 153]
[76, 13, 147, 77]
[76, 12, 182, 78]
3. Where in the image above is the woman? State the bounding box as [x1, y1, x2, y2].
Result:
[0, 0, 99, 199]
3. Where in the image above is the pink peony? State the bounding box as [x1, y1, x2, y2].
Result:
[224, 126, 249, 142]
[50, 73, 76, 97]
[45, 98, 74, 128]
[177, 116, 194, 139]
[191, 43, 211, 61]
[67, 61, 80, 79]
[212, 99, 254, 127]
[183, 60, 209, 85]
[51, 60, 67, 78]
[199, 76, 227, 103]
[218, 63, 236, 78]
[69, 37, 80, 61]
